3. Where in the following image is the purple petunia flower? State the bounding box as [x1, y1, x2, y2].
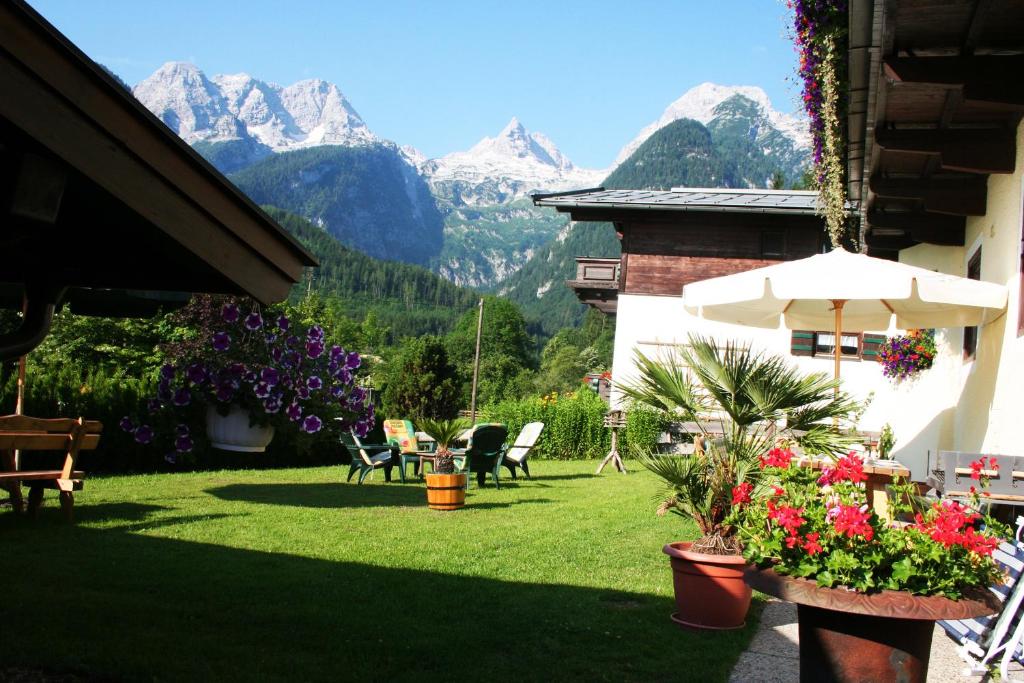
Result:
[187, 363, 208, 385]
[254, 381, 271, 399]
[119, 416, 134, 432]
[286, 335, 298, 348]
[243, 370, 258, 385]
[172, 388, 191, 407]
[345, 351, 361, 370]
[174, 434, 194, 453]
[221, 303, 240, 323]
[277, 315, 290, 332]
[261, 367, 279, 386]
[335, 368, 352, 385]
[354, 420, 370, 438]
[134, 424, 154, 445]
[286, 402, 303, 422]
[271, 347, 283, 363]
[331, 386, 345, 399]
[229, 363, 246, 376]
[302, 415, 323, 434]
[306, 340, 324, 359]
[263, 396, 282, 414]
[330, 345, 344, 361]
[307, 376, 322, 391]
[160, 364, 176, 381]
[175, 424, 190, 437]
[212, 331, 231, 351]
[297, 386, 311, 400]
[307, 325, 324, 342]
[244, 311, 263, 331]
[349, 387, 365, 405]
[216, 383, 235, 403]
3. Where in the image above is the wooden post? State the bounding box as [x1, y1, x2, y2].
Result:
[14, 293, 27, 471]
[469, 298, 484, 424]
[832, 300, 846, 393]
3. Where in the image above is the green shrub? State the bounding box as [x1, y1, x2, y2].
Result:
[620, 403, 669, 458]
[486, 389, 609, 460]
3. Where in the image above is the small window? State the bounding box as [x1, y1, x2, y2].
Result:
[814, 332, 861, 358]
[964, 247, 981, 359]
[790, 330, 869, 359]
[762, 230, 786, 258]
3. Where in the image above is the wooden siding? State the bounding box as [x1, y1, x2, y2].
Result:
[619, 215, 822, 297]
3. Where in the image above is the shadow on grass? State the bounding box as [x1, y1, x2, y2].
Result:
[0, 508, 757, 682]
[205, 483, 552, 510]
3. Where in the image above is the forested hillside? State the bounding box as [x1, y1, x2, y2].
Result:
[231, 145, 444, 267]
[264, 208, 478, 340]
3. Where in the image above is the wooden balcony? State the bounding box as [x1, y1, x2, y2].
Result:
[566, 257, 619, 315]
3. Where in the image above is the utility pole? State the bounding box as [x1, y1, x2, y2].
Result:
[469, 298, 484, 424]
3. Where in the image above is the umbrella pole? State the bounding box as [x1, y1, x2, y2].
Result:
[832, 299, 846, 399]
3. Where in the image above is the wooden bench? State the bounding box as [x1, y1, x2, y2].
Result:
[0, 415, 102, 522]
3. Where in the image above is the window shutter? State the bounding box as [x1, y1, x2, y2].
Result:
[862, 333, 886, 362]
[791, 330, 814, 357]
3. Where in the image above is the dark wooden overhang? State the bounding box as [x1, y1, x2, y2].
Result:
[567, 257, 619, 315]
[848, 0, 1024, 257]
[0, 1, 317, 358]
[533, 188, 826, 311]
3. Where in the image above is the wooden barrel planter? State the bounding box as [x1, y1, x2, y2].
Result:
[425, 473, 467, 511]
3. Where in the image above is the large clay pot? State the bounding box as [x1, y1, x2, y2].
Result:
[662, 541, 752, 630]
[425, 473, 467, 511]
[744, 566, 1000, 683]
[206, 404, 275, 452]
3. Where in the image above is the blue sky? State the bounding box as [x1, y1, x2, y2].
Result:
[30, 0, 800, 168]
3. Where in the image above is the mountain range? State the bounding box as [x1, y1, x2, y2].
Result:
[132, 62, 811, 319]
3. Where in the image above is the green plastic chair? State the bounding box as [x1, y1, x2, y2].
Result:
[340, 427, 404, 484]
[456, 423, 508, 489]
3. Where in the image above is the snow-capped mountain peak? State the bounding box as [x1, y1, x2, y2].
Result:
[613, 82, 809, 166]
[421, 118, 604, 206]
[134, 62, 377, 152]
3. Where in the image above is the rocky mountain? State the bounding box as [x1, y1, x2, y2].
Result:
[134, 62, 376, 170]
[502, 92, 812, 336]
[418, 118, 603, 288]
[229, 144, 444, 267]
[613, 82, 809, 166]
[420, 117, 604, 206]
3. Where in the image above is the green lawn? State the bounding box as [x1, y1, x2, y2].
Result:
[0, 461, 762, 682]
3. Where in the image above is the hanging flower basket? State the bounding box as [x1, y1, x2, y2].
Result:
[878, 329, 936, 381]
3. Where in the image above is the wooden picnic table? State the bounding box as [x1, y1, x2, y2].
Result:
[0, 415, 102, 522]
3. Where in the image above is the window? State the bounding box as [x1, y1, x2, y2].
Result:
[814, 332, 860, 357]
[964, 247, 982, 359]
[762, 230, 786, 258]
[791, 331, 884, 360]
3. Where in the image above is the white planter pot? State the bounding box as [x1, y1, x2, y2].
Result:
[206, 404, 275, 452]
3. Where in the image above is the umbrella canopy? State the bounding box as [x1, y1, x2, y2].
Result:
[682, 248, 1007, 332]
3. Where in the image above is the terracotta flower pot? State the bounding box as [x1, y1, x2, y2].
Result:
[662, 541, 752, 630]
[425, 472, 467, 511]
[206, 404, 275, 452]
[744, 566, 1000, 683]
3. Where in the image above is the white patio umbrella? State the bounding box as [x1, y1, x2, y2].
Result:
[682, 248, 1007, 383]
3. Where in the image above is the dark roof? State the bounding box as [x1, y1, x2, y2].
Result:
[532, 188, 821, 215]
[0, 0, 317, 307]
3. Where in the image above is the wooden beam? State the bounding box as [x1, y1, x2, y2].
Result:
[875, 128, 1016, 174]
[864, 232, 918, 252]
[884, 56, 1024, 108]
[867, 209, 966, 246]
[869, 174, 987, 215]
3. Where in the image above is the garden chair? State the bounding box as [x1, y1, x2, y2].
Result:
[457, 423, 508, 489]
[340, 427, 404, 485]
[383, 419, 429, 478]
[501, 422, 544, 480]
[939, 516, 1024, 680]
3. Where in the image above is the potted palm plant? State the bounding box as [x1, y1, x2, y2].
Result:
[620, 334, 859, 630]
[419, 417, 469, 511]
